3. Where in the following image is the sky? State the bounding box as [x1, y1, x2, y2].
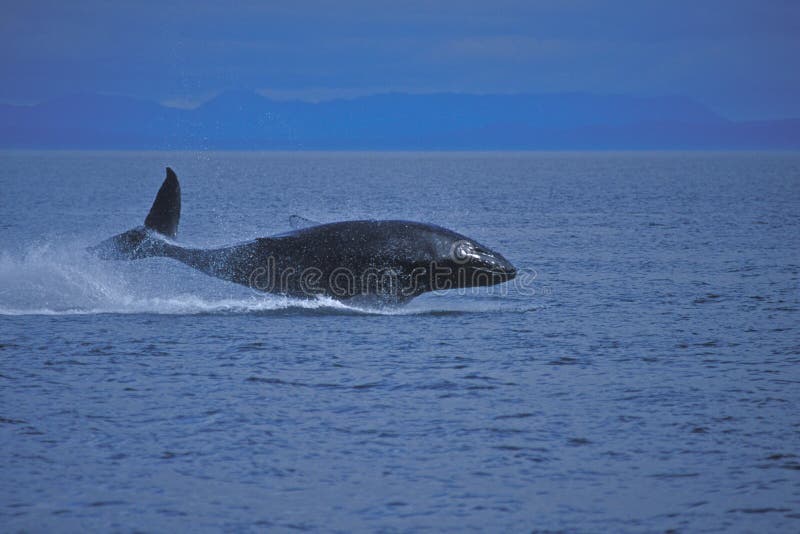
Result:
[1, 0, 798, 120]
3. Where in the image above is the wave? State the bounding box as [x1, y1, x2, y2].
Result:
[0, 242, 536, 317]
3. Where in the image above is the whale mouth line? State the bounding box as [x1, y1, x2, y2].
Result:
[473, 266, 517, 280]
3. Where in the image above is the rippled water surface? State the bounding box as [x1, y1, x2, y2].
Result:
[1, 151, 799, 531]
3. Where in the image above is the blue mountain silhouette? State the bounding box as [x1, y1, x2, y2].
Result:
[1, 91, 797, 149]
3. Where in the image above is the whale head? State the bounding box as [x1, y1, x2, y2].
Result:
[445, 238, 516, 288]
[423, 226, 517, 291]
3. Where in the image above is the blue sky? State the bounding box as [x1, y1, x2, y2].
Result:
[1, 0, 798, 119]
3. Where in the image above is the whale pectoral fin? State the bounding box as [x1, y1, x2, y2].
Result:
[144, 167, 181, 238]
[289, 215, 321, 230]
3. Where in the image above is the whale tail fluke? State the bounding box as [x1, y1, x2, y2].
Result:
[88, 168, 180, 260]
[144, 167, 181, 238]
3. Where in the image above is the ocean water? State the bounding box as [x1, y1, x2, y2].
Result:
[1, 150, 798, 532]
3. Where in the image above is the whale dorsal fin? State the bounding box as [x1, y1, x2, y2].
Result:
[144, 167, 181, 238]
[289, 215, 321, 230]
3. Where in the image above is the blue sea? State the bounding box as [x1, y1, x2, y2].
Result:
[1, 151, 798, 532]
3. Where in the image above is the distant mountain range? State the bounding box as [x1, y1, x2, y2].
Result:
[1, 91, 798, 149]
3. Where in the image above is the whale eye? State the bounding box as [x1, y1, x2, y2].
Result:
[452, 241, 475, 263]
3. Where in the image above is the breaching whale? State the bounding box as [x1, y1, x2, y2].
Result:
[90, 168, 517, 303]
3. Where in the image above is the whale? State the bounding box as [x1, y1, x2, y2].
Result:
[89, 168, 517, 304]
